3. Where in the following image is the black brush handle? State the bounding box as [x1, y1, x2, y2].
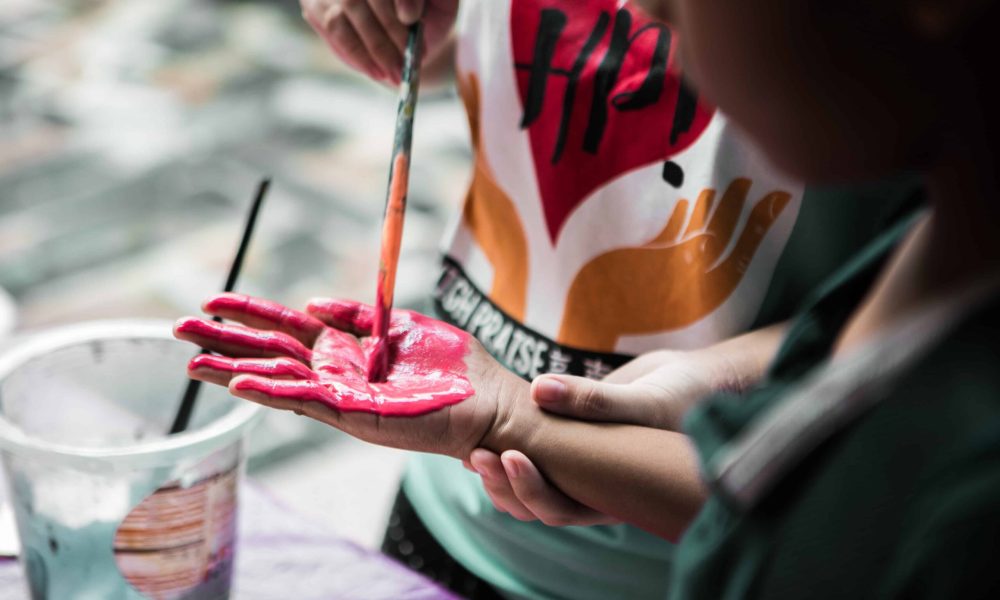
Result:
[169, 178, 271, 435]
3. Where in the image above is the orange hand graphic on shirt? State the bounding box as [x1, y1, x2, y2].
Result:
[457, 73, 530, 321]
[558, 179, 792, 352]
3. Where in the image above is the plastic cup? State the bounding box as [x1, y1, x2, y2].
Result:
[0, 320, 262, 600]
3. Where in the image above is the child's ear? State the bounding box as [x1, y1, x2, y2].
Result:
[907, 0, 994, 39]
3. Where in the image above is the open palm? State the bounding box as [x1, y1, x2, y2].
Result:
[174, 293, 513, 459]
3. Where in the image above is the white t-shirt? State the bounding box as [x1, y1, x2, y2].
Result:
[434, 0, 804, 379]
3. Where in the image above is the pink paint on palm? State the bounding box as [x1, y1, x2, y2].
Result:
[175, 295, 474, 417]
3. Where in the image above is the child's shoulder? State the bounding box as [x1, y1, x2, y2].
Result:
[903, 287, 1000, 408]
[879, 305, 1000, 595]
[877, 285, 1000, 501]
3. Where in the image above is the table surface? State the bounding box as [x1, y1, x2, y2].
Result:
[0, 480, 457, 600]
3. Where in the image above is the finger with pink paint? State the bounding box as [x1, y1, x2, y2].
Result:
[187, 355, 319, 387]
[173, 317, 315, 365]
[201, 293, 326, 345]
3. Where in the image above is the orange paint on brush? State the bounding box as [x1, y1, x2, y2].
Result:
[368, 152, 410, 382]
[366, 22, 422, 384]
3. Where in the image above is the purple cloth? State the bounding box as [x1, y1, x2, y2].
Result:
[0, 481, 457, 600]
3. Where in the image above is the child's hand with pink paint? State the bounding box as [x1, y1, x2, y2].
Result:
[175, 292, 709, 539]
[174, 292, 527, 460]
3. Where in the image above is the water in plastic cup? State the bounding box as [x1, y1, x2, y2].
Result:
[0, 321, 262, 600]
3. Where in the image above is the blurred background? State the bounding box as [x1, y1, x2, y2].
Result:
[0, 0, 472, 549]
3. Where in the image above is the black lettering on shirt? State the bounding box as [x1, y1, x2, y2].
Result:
[515, 7, 692, 167]
[435, 257, 635, 380]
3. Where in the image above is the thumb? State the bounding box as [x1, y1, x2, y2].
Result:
[531, 375, 654, 424]
[395, 0, 424, 24]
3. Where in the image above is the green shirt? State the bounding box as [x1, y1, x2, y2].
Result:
[406, 182, 922, 600]
[673, 212, 1000, 598]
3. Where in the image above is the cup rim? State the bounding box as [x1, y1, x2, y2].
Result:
[0, 319, 263, 469]
[0, 286, 15, 340]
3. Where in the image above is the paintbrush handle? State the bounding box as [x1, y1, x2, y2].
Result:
[369, 23, 423, 383]
[169, 178, 271, 435]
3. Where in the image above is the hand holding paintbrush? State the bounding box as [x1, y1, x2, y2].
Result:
[301, 0, 456, 86]
[367, 22, 423, 382]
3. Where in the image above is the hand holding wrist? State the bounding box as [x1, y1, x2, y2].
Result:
[529, 322, 788, 430]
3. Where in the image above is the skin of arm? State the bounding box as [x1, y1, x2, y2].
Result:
[474, 322, 788, 539]
[536, 321, 789, 432]
[468, 321, 789, 528]
[486, 394, 706, 541]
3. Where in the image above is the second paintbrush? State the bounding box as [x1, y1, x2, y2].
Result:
[367, 22, 423, 383]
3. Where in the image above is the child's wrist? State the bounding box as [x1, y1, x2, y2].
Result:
[481, 371, 539, 455]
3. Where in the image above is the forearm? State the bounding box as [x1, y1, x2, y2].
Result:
[602, 320, 790, 431]
[696, 320, 788, 392]
[476, 322, 789, 538]
[486, 395, 707, 541]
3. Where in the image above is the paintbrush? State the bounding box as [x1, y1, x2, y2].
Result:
[169, 177, 271, 434]
[367, 22, 423, 383]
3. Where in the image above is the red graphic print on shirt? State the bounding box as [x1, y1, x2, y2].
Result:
[512, 0, 715, 243]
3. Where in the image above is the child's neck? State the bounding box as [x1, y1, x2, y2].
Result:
[833, 117, 1000, 358]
